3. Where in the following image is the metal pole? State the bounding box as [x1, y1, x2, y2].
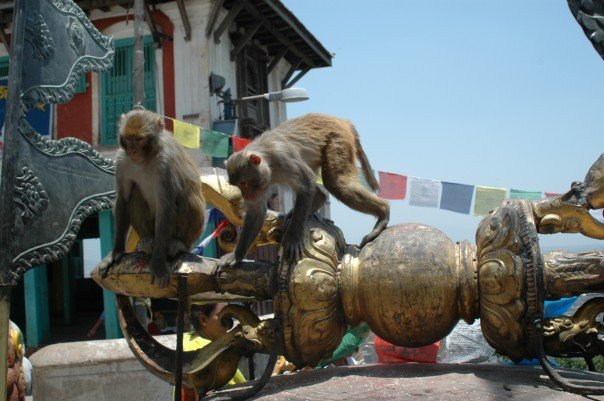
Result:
[0, 0, 27, 398]
[174, 275, 187, 401]
[133, 0, 145, 106]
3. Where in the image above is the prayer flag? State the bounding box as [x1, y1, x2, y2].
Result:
[509, 189, 543, 201]
[231, 136, 252, 152]
[378, 172, 407, 200]
[173, 120, 201, 149]
[440, 182, 474, 214]
[474, 186, 507, 216]
[201, 129, 230, 157]
[408, 177, 441, 208]
[545, 192, 562, 199]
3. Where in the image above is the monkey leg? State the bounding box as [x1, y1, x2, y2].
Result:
[323, 172, 389, 248]
[310, 185, 327, 214]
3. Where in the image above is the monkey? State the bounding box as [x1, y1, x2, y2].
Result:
[107, 109, 206, 287]
[220, 113, 389, 267]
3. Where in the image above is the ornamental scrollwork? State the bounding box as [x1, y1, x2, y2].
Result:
[19, 119, 116, 174]
[11, 192, 116, 284]
[25, 11, 55, 62]
[14, 167, 49, 226]
[67, 16, 87, 57]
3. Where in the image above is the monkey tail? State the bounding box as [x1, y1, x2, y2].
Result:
[352, 124, 379, 192]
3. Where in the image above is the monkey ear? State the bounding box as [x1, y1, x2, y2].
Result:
[249, 154, 262, 166]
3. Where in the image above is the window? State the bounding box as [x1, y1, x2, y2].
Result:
[100, 37, 156, 145]
[236, 45, 270, 139]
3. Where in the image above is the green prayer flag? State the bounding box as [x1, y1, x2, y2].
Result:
[509, 189, 543, 201]
[473, 186, 507, 216]
[201, 129, 230, 157]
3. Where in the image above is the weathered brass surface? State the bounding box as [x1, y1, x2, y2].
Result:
[544, 250, 604, 298]
[543, 297, 604, 359]
[475, 199, 543, 361]
[339, 224, 477, 347]
[92, 154, 604, 395]
[274, 217, 347, 367]
[533, 155, 604, 239]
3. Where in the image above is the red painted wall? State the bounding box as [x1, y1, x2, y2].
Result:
[56, 74, 93, 142]
[55, 12, 176, 143]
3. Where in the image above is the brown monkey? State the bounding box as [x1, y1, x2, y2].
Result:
[221, 113, 389, 266]
[108, 109, 205, 287]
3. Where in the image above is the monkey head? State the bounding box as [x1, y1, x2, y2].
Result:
[226, 151, 271, 203]
[118, 110, 163, 164]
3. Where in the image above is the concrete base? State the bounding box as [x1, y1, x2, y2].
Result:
[30, 338, 604, 400]
[29, 336, 175, 401]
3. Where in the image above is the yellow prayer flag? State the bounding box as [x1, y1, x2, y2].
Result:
[316, 168, 323, 185]
[173, 119, 201, 149]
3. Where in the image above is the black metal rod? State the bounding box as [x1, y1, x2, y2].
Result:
[174, 275, 188, 401]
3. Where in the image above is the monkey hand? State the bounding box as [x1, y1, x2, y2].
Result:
[217, 252, 241, 268]
[101, 250, 124, 278]
[282, 230, 304, 263]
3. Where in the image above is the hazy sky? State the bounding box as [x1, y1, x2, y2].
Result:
[281, 0, 603, 252]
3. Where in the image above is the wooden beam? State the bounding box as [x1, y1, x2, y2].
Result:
[214, 0, 244, 44]
[205, 0, 226, 37]
[175, 0, 191, 41]
[284, 66, 309, 89]
[240, 0, 315, 68]
[143, 1, 161, 47]
[281, 58, 301, 89]
[267, 46, 287, 73]
[230, 19, 263, 61]
[263, 0, 332, 67]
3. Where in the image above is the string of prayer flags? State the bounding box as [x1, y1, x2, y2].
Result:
[201, 129, 230, 157]
[378, 172, 407, 200]
[173, 120, 201, 149]
[509, 189, 543, 201]
[440, 182, 474, 214]
[232, 136, 252, 152]
[473, 186, 507, 216]
[408, 177, 441, 208]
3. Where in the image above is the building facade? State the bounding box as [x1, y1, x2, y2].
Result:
[0, 0, 331, 347]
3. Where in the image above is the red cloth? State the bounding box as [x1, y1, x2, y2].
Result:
[377, 172, 407, 200]
[231, 136, 252, 152]
[374, 336, 440, 364]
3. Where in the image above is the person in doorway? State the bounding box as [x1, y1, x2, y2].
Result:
[179, 302, 246, 400]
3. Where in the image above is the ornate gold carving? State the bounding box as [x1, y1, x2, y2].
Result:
[475, 200, 543, 361]
[274, 224, 346, 367]
[543, 250, 604, 298]
[533, 154, 604, 240]
[543, 297, 604, 359]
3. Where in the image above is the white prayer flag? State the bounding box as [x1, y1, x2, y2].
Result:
[408, 177, 441, 208]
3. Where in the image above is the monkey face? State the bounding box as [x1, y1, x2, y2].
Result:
[226, 151, 271, 202]
[120, 135, 148, 164]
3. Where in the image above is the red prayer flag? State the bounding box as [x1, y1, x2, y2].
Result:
[231, 136, 252, 152]
[378, 171, 407, 200]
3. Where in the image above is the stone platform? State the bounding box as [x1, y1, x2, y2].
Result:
[228, 363, 604, 401]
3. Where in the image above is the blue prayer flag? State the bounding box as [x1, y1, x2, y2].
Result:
[440, 182, 475, 214]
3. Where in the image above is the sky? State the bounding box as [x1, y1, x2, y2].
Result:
[280, 0, 604, 253]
